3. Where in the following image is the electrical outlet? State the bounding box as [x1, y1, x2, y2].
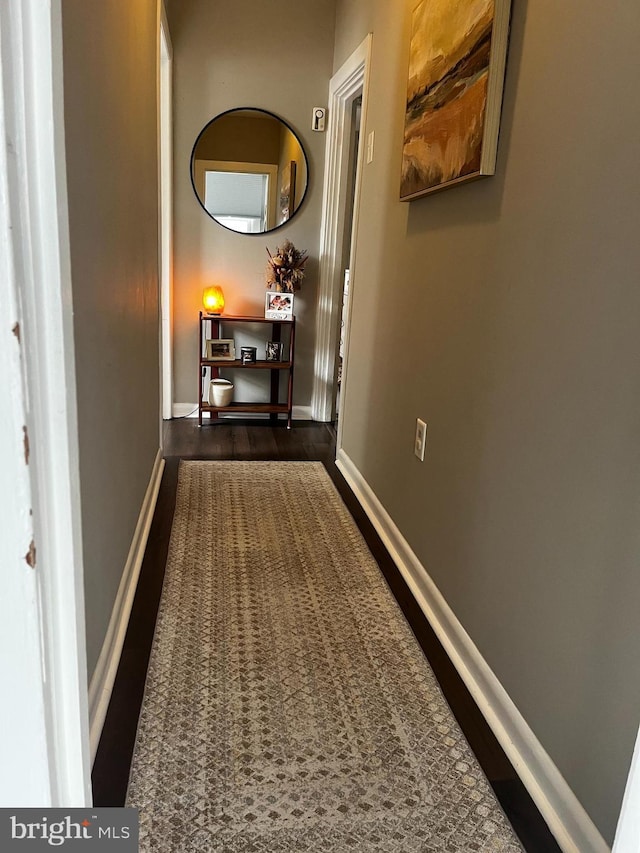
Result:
[414, 418, 427, 461]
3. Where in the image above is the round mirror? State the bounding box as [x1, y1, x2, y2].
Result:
[190, 108, 309, 234]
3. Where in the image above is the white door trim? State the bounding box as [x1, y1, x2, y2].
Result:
[0, 0, 91, 805]
[160, 4, 173, 422]
[311, 34, 372, 423]
[613, 722, 640, 851]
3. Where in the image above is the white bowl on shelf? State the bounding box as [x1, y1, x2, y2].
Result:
[209, 378, 234, 407]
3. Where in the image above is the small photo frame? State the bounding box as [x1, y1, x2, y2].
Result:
[205, 339, 236, 360]
[265, 291, 294, 320]
[265, 341, 284, 362]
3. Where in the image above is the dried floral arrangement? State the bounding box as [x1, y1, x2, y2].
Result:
[265, 240, 308, 293]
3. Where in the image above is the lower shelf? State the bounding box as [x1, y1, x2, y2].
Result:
[201, 402, 290, 414]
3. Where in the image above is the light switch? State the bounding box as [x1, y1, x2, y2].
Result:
[366, 130, 375, 164]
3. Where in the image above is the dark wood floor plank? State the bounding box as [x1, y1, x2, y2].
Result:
[92, 420, 560, 852]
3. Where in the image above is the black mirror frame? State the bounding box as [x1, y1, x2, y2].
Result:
[189, 107, 310, 235]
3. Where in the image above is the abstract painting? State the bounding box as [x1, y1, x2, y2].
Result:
[400, 0, 511, 200]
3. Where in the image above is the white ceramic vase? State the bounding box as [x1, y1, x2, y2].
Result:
[209, 378, 234, 407]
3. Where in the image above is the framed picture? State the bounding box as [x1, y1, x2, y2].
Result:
[265, 341, 284, 362]
[265, 291, 294, 321]
[278, 160, 297, 225]
[205, 339, 236, 360]
[400, 0, 512, 200]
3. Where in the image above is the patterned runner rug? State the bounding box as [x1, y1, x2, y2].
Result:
[127, 461, 522, 851]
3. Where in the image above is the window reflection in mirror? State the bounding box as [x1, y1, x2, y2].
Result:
[190, 109, 308, 234]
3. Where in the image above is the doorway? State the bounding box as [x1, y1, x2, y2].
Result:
[336, 95, 362, 419]
[311, 35, 372, 424]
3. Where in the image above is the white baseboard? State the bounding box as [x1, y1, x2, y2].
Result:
[292, 405, 312, 420]
[172, 403, 198, 418]
[172, 404, 313, 420]
[336, 447, 609, 853]
[88, 449, 165, 763]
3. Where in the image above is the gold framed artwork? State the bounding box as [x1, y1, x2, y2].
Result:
[400, 0, 512, 200]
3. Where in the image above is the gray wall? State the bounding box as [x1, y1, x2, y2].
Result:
[61, 0, 161, 678]
[335, 0, 640, 843]
[169, 0, 336, 408]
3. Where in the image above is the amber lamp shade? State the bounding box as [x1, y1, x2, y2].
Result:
[203, 286, 225, 314]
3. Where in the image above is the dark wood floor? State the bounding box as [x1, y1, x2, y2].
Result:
[92, 418, 561, 852]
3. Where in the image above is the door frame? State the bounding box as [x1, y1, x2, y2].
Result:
[0, 0, 91, 805]
[311, 34, 372, 423]
[159, 2, 173, 422]
[613, 722, 640, 851]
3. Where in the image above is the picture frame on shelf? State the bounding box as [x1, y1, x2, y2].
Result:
[205, 339, 236, 360]
[265, 291, 294, 320]
[265, 341, 284, 362]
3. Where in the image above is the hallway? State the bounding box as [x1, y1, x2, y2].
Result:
[92, 421, 559, 851]
[2, 1, 639, 847]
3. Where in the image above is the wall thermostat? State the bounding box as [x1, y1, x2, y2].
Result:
[312, 107, 326, 132]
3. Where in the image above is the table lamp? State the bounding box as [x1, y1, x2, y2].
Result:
[203, 285, 225, 315]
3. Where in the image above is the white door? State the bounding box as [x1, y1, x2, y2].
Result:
[0, 0, 91, 806]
